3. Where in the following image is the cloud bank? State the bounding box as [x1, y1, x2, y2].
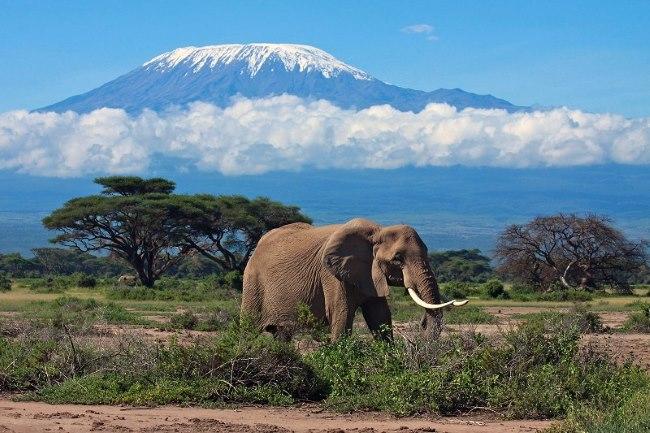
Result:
[1, 95, 649, 177]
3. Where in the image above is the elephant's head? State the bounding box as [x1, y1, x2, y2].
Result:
[322, 219, 468, 335]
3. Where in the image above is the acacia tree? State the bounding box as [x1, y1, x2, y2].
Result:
[43, 177, 194, 287]
[181, 195, 312, 272]
[495, 214, 647, 292]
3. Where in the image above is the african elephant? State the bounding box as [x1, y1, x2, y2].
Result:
[117, 274, 137, 286]
[241, 218, 467, 341]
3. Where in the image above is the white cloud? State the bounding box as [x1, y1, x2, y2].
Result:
[402, 24, 434, 34]
[0, 96, 649, 177]
[402, 24, 438, 41]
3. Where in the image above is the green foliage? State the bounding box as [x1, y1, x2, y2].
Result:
[95, 176, 176, 196]
[308, 315, 646, 418]
[42, 177, 200, 287]
[73, 272, 97, 288]
[17, 321, 327, 406]
[482, 278, 509, 299]
[517, 305, 604, 334]
[198, 308, 238, 332]
[0, 273, 11, 292]
[429, 249, 493, 283]
[170, 254, 222, 277]
[296, 303, 328, 341]
[181, 195, 311, 273]
[546, 384, 650, 433]
[439, 281, 471, 299]
[223, 270, 243, 291]
[170, 310, 199, 330]
[1, 304, 647, 419]
[31, 248, 129, 277]
[508, 283, 594, 302]
[26, 296, 141, 330]
[26, 276, 74, 293]
[444, 305, 497, 324]
[537, 290, 593, 302]
[0, 249, 129, 279]
[42, 177, 311, 285]
[0, 252, 40, 277]
[0, 338, 66, 391]
[105, 276, 239, 302]
[622, 303, 650, 333]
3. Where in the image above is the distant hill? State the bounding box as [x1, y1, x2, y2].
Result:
[39, 43, 526, 113]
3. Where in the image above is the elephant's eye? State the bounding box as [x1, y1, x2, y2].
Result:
[390, 253, 404, 265]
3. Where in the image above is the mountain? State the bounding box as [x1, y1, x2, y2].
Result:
[40, 43, 526, 113]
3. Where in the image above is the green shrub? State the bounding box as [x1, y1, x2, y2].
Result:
[622, 303, 650, 333]
[26, 276, 74, 293]
[307, 314, 645, 418]
[105, 277, 236, 302]
[296, 303, 328, 341]
[444, 305, 496, 324]
[482, 279, 509, 299]
[26, 321, 327, 405]
[519, 306, 604, 334]
[223, 271, 243, 291]
[537, 290, 593, 302]
[508, 284, 594, 302]
[73, 272, 97, 288]
[440, 281, 471, 299]
[26, 296, 140, 331]
[197, 309, 238, 332]
[546, 384, 650, 433]
[169, 310, 198, 330]
[507, 283, 538, 301]
[0, 273, 11, 292]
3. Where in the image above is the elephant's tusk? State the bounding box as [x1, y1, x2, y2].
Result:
[407, 288, 469, 310]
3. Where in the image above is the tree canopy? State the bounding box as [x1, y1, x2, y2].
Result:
[180, 195, 312, 272]
[428, 249, 493, 283]
[43, 179, 192, 287]
[42, 176, 311, 286]
[95, 176, 176, 196]
[495, 214, 647, 292]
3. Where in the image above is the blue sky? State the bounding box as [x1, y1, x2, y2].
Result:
[1, 0, 649, 116]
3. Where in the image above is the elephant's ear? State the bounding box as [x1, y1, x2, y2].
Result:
[322, 219, 389, 298]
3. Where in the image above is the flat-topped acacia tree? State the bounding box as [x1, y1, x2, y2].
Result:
[182, 195, 312, 273]
[43, 176, 312, 286]
[42, 176, 210, 287]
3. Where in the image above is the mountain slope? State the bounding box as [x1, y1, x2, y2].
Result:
[40, 43, 526, 113]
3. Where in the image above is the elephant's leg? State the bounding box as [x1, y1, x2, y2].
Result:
[329, 304, 357, 341]
[322, 276, 356, 341]
[240, 274, 264, 328]
[361, 297, 393, 341]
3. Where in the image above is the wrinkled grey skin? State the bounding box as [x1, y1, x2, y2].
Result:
[241, 218, 444, 341]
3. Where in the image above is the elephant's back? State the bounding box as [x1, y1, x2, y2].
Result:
[254, 223, 339, 259]
[243, 223, 341, 326]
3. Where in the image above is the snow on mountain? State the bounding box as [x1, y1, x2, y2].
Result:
[142, 44, 373, 80]
[39, 43, 526, 113]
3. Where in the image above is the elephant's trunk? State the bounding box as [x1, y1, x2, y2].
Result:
[404, 258, 468, 335]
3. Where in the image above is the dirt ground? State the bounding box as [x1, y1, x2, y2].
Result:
[0, 399, 552, 433]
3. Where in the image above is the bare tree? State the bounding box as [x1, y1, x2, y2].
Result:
[495, 214, 647, 292]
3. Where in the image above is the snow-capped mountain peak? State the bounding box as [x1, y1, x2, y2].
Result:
[142, 43, 373, 80]
[39, 43, 526, 114]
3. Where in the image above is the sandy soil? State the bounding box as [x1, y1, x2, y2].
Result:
[582, 333, 650, 368]
[0, 399, 552, 433]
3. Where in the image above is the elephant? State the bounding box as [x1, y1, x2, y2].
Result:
[241, 218, 468, 341]
[117, 274, 137, 286]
